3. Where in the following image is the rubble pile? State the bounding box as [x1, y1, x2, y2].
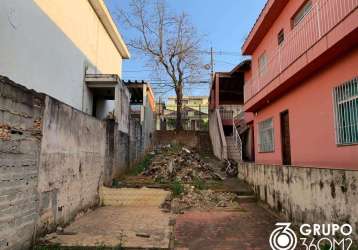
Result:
[139, 144, 242, 212]
[0, 124, 11, 140]
[171, 185, 239, 213]
[142, 145, 221, 183]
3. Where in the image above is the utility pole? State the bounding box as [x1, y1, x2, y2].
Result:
[199, 104, 201, 131]
[210, 47, 214, 84]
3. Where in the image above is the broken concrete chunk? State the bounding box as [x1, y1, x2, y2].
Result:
[56, 227, 64, 234]
[136, 232, 150, 238]
[182, 147, 191, 154]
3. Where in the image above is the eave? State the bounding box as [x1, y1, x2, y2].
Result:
[88, 0, 130, 59]
[242, 0, 289, 55]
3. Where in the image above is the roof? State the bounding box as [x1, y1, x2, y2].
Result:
[241, 0, 289, 55]
[168, 96, 208, 100]
[229, 60, 252, 75]
[124, 80, 149, 86]
[88, 0, 130, 59]
[124, 80, 155, 111]
[209, 59, 251, 96]
[165, 106, 208, 118]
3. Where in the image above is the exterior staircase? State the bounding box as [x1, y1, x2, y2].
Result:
[226, 136, 242, 162]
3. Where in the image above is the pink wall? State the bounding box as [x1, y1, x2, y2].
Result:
[254, 47, 358, 169]
[251, 0, 311, 77]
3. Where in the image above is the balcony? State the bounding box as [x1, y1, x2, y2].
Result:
[244, 0, 357, 105]
[219, 105, 243, 123]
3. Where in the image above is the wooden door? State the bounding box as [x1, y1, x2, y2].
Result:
[191, 120, 196, 131]
[280, 110, 291, 165]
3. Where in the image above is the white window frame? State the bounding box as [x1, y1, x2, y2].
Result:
[333, 77, 358, 145]
[258, 117, 275, 153]
[258, 52, 268, 76]
[292, 0, 313, 28]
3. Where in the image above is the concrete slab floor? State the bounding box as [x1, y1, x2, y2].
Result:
[40, 206, 172, 249]
[174, 203, 295, 250]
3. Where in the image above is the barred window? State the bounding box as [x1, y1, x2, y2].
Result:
[278, 29, 284, 45]
[258, 118, 274, 152]
[333, 77, 358, 145]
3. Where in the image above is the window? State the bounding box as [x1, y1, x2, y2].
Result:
[258, 52, 267, 76]
[292, 0, 313, 28]
[188, 111, 195, 117]
[278, 29, 284, 45]
[333, 77, 358, 145]
[258, 118, 274, 152]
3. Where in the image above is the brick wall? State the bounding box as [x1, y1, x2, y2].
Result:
[0, 76, 45, 250]
[238, 163, 358, 242]
[154, 130, 212, 153]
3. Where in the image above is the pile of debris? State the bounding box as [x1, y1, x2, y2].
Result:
[171, 185, 240, 213]
[142, 145, 223, 183]
[0, 124, 11, 141]
[139, 144, 242, 212]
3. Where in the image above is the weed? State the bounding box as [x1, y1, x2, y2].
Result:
[170, 179, 184, 197]
[154, 176, 167, 184]
[192, 176, 207, 190]
[129, 154, 154, 176]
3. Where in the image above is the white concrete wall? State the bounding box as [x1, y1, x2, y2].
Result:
[239, 163, 358, 242]
[0, 0, 123, 114]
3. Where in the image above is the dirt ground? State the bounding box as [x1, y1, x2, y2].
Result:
[36, 144, 290, 250]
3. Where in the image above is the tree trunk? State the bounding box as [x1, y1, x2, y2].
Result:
[175, 85, 183, 131]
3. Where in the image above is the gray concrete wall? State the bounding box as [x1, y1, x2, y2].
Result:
[115, 82, 130, 133]
[129, 119, 144, 168]
[112, 125, 129, 178]
[0, 76, 148, 249]
[238, 163, 358, 241]
[141, 97, 155, 153]
[0, 76, 45, 250]
[37, 96, 107, 234]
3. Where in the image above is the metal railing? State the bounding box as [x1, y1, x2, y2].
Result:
[219, 105, 244, 121]
[219, 109, 234, 120]
[232, 120, 243, 161]
[244, 0, 358, 102]
[234, 111, 245, 121]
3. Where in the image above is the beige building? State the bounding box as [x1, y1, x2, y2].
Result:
[0, 0, 130, 130]
[165, 96, 209, 131]
[166, 96, 209, 112]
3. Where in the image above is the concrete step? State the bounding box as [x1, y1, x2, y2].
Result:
[235, 195, 257, 203]
[100, 186, 170, 207]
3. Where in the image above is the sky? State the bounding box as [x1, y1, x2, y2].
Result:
[105, 0, 266, 100]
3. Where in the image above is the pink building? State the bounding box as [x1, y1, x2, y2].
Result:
[242, 0, 358, 169]
[208, 61, 256, 162]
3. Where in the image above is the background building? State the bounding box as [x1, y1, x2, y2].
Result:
[209, 60, 254, 162]
[164, 96, 209, 131]
[125, 80, 156, 151]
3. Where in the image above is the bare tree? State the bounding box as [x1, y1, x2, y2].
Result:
[117, 0, 203, 130]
